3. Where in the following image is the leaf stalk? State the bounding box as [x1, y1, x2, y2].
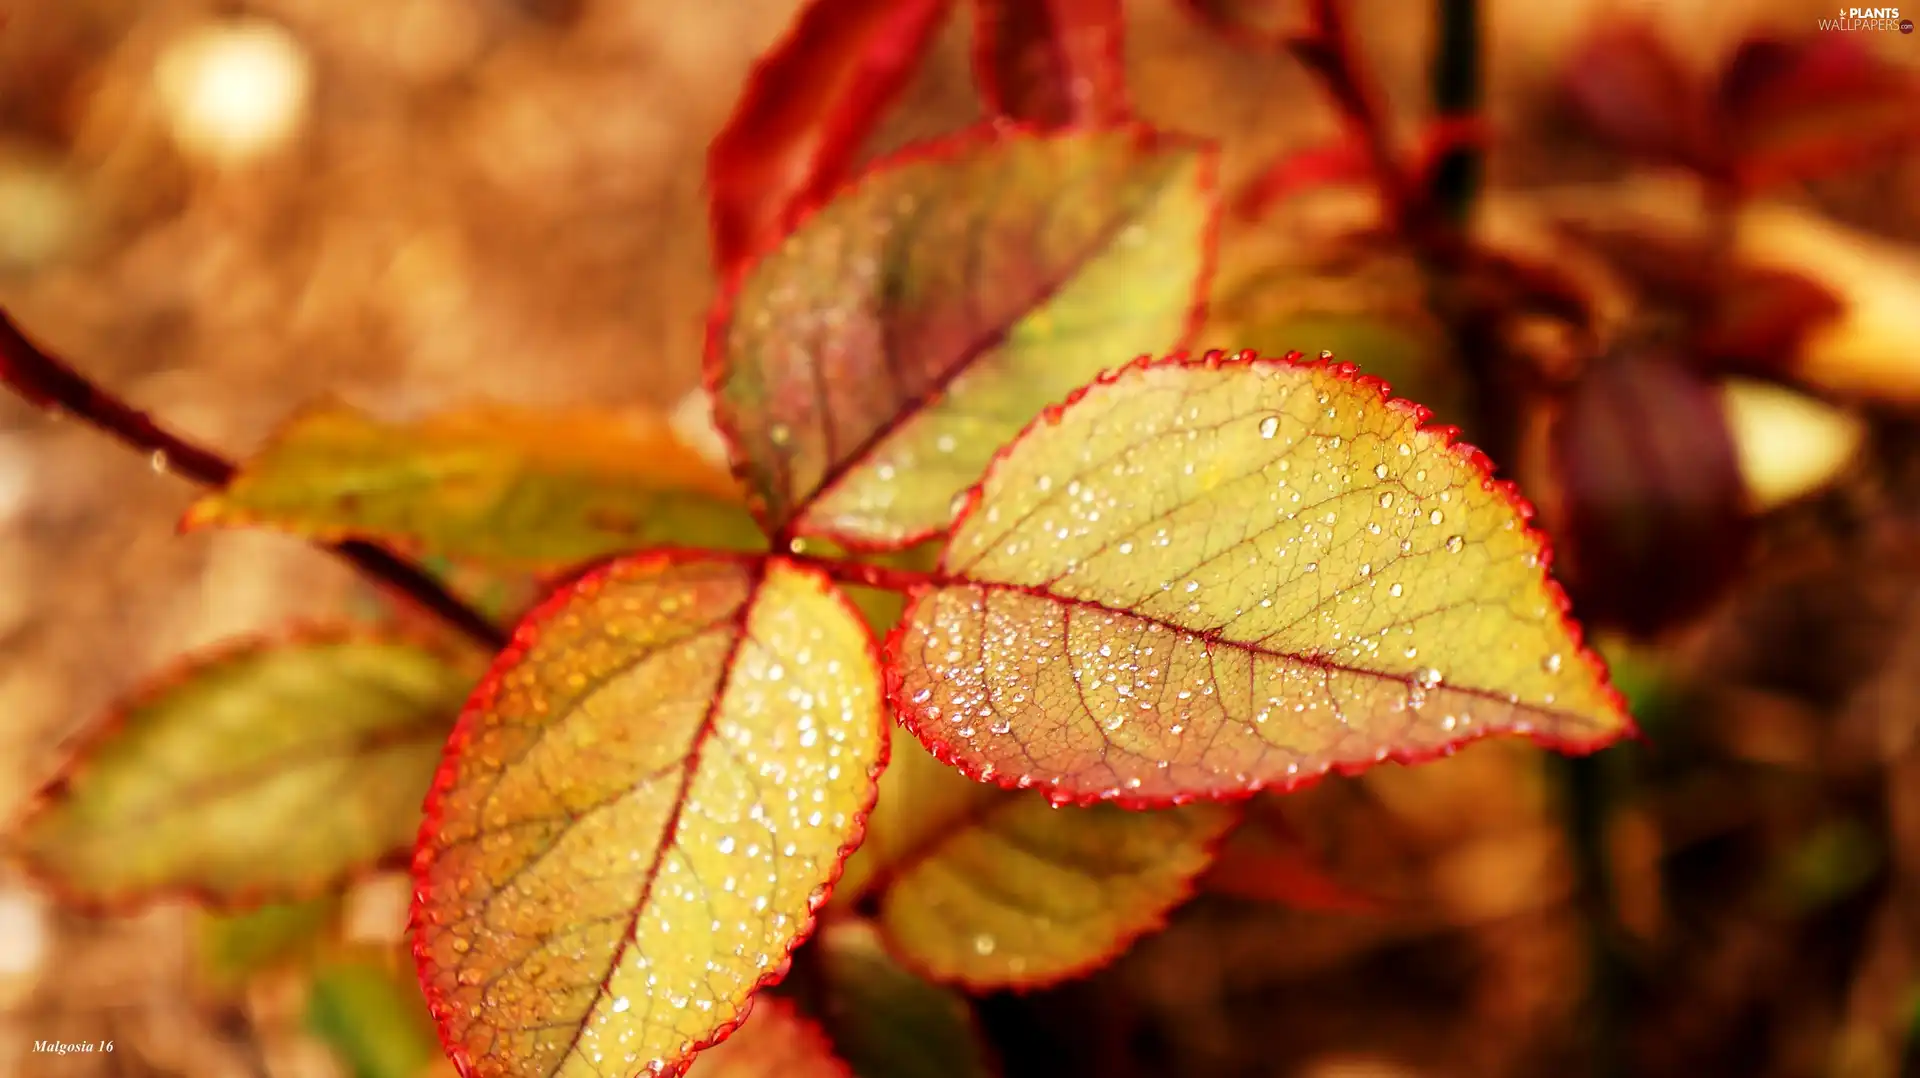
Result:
[0, 309, 510, 651]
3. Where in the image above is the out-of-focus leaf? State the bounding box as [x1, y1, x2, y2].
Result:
[1696, 266, 1844, 372]
[307, 956, 440, 1078]
[1199, 809, 1386, 914]
[1231, 138, 1371, 219]
[972, 0, 1127, 128]
[1721, 378, 1864, 511]
[706, 0, 954, 276]
[843, 731, 1232, 988]
[890, 352, 1632, 805]
[1209, 286, 1468, 427]
[1561, 22, 1717, 173]
[411, 552, 886, 1078]
[183, 404, 764, 569]
[685, 998, 853, 1078]
[1169, 0, 1298, 46]
[708, 126, 1217, 549]
[1769, 818, 1881, 915]
[1553, 347, 1752, 636]
[196, 896, 340, 987]
[13, 634, 471, 910]
[813, 920, 997, 1078]
[1718, 34, 1920, 190]
[1235, 119, 1487, 222]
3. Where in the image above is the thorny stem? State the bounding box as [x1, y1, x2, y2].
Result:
[0, 309, 510, 651]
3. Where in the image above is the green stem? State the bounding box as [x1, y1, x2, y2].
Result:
[1427, 0, 1482, 224]
[1557, 752, 1626, 1078]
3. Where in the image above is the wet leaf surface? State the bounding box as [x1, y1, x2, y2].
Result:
[848, 732, 1233, 988]
[812, 920, 998, 1078]
[708, 126, 1217, 548]
[889, 352, 1633, 805]
[706, 0, 955, 276]
[411, 552, 886, 1078]
[14, 635, 471, 910]
[185, 404, 763, 569]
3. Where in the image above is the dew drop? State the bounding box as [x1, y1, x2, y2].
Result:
[972, 934, 997, 955]
[1413, 666, 1444, 690]
[1377, 491, 1393, 509]
[949, 489, 970, 517]
[1258, 415, 1281, 439]
[149, 450, 169, 474]
[1373, 463, 1388, 479]
[1388, 582, 1403, 598]
[769, 423, 793, 447]
[1444, 535, 1464, 553]
[1429, 509, 1444, 525]
[1542, 653, 1563, 673]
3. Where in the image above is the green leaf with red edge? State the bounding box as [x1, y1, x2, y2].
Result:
[685, 998, 853, 1078]
[183, 404, 764, 570]
[706, 0, 955, 277]
[811, 920, 998, 1078]
[410, 552, 886, 1078]
[840, 729, 1234, 988]
[971, 0, 1128, 128]
[888, 350, 1634, 806]
[706, 125, 1219, 550]
[11, 634, 472, 912]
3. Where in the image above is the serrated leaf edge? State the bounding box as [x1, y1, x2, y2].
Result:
[700, 121, 1224, 551]
[406, 548, 890, 1078]
[881, 348, 1640, 810]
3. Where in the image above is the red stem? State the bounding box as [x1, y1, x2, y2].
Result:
[1286, 0, 1421, 231]
[0, 310, 510, 651]
[784, 551, 942, 592]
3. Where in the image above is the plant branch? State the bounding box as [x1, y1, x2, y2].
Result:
[785, 551, 941, 593]
[0, 309, 510, 651]
[1287, 0, 1419, 230]
[1427, 0, 1482, 224]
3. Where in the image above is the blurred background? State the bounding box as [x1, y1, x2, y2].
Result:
[1, 0, 1918, 1075]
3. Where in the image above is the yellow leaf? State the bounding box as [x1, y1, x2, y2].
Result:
[14, 634, 470, 911]
[185, 403, 765, 569]
[889, 351, 1633, 805]
[411, 553, 886, 1078]
[848, 732, 1233, 988]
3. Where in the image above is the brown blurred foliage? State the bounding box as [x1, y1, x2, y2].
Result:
[1, 1, 1919, 1077]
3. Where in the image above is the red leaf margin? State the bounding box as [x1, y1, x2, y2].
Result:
[7, 623, 478, 917]
[881, 348, 1640, 810]
[706, 0, 956, 277]
[407, 547, 892, 1078]
[869, 798, 1244, 992]
[700, 121, 1224, 551]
